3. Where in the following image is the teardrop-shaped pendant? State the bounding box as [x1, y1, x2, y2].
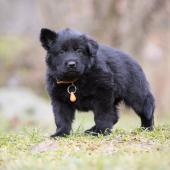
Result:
[70, 92, 76, 102]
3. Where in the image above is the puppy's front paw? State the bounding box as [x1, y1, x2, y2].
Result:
[85, 125, 96, 133]
[85, 126, 111, 136]
[50, 130, 69, 138]
[141, 126, 154, 131]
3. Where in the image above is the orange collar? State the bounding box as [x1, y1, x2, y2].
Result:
[56, 79, 78, 85]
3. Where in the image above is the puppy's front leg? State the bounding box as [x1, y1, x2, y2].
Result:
[93, 103, 118, 136]
[50, 100, 75, 137]
[87, 88, 118, 136]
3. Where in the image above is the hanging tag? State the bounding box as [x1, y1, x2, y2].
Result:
[67, 84, 77, 103]
[70, 92, 76, 102]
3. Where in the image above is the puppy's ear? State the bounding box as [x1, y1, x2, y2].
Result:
[40, 28, 57, 50]
[84, 36, 98, 57]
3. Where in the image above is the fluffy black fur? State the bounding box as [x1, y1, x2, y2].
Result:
[40, 28, 155, 137]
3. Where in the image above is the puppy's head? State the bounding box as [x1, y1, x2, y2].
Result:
[40, 28, 98, 81]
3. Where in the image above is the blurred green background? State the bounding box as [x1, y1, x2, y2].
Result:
[0, 0, 170, 131]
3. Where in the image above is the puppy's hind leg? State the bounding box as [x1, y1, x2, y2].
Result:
[132, 93, 155, 130]
[140, 93, 155, 130]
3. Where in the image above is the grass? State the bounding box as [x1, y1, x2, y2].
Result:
[0, 113, 170, 170]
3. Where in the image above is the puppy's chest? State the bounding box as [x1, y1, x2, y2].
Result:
[77, 80, 95, 95]
[55, 75, 110, 110]
[75, 81, 96, 111]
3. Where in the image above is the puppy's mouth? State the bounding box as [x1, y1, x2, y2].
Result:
[59, 70, 81, 81]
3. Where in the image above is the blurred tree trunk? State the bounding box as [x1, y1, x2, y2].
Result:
[92, 0, 168, 58]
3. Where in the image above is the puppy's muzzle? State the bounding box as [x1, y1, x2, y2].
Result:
[66, 60, 77, 71]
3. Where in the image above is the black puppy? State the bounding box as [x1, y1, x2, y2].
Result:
[40, 28, 155, 137]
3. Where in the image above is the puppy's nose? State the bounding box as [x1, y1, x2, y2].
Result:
[67, 61, 76, 69]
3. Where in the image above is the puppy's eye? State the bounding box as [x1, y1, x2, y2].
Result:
[59, 50, 65, 54]
[76, 49, 83, 54]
